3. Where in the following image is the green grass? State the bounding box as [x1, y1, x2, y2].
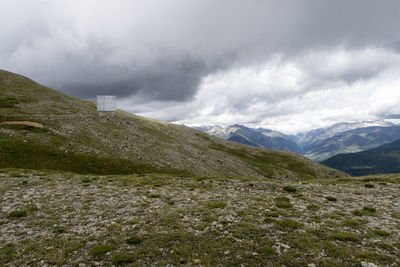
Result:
[306, 204, 320, 211]
[275, 219, 303, 230]
[275, 196, 293, 209]
[373, 229, 391, 237]
[363, 206, 376, 212]
[0, 138, 191, 175]
[0, 96, 19, 108]
[1, 169, 400, 266]
[112, 253, 134, 265]
[341, 219, 366, 228]
[206, 201, 227, 209]
[261, 246, 277, 255]
[8, 210, 27, 218]
[91, 244, 113, 257]
[330, 232, 359, 242]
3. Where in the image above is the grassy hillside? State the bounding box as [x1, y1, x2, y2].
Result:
[322, 139, 400, 176]
[0, 70, 345, 179]
[1, 168, 399, 266]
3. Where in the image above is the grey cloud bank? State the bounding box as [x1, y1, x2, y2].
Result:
[1, 0, 400, 133]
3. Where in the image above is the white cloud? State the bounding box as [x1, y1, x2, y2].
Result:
[2, 1, 400, 133]
[121, 48, 400, 134]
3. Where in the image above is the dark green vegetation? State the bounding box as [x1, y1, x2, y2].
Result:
[91, 244, 113, 257]
[126, 236, 143, 245]
[0, 69, 345, 179]
[1, 169, 399, 266]
[322, 139, 400, 176]
[8, 210, 27, 218]
[325, 196, 337, 202]
[282, 185, 297, 193]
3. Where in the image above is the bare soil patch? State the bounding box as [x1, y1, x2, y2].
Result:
[0, 121, 43, 128]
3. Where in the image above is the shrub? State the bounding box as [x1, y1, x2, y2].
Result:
[364, 183, 375, 188]
[53, 227, 66, 234]
[325, 196, 337, 202]
[126, 236, 143, 245]
[8, 210, 27, 218]
[283, 186, 297, 193]
[275, 196, 290, 202]
[276, 201, 293, 209]
[81, 178, 92, 183]
[363, 206, 376, 213]
[91, 244, 113, 257]
[112, 253, 134, 265]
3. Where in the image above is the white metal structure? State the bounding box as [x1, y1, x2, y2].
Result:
[97, 95, 116, 112]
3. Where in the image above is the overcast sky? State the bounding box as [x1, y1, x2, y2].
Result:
[2, 0, 400, 133]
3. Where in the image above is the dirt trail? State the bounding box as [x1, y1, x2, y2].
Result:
[0, 121, 43, 128]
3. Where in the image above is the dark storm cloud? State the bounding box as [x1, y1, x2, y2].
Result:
[2, 0, 400, 130]
[56, 56, 206, 101]
[1, 0, 400, 98]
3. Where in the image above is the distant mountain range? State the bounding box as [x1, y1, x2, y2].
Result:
[194, 125, 301, 154]
[302, 125, 400, 161]
[322, 139, 400, 176]
[293, 121, 396, 150]
[195, 121, 400, 163]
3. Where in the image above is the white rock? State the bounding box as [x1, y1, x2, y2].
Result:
[276, 242, 290, 249]
[361, 262, 377, 267]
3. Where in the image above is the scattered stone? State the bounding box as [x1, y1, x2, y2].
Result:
[361, 262, 378, 267]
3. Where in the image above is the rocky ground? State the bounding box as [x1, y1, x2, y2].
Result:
[1, 168, 399, 266]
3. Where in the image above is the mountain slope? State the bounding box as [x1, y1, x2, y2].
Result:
[304, 126, 400, 162]
[0, 70, 345, 179]
[295, 121, 395, 149]
[322, 139, 400, 176]
[196, 125, 302, 153]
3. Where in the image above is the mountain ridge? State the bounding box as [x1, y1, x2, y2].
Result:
[322, 138, 400, 176]
[197, 121, 400, 162]
[0, 69, 345, 180]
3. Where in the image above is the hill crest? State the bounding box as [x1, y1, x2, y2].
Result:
[0, 69, 346, 179]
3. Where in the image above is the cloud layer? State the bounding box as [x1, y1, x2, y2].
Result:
[1, 0, 400, 133]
